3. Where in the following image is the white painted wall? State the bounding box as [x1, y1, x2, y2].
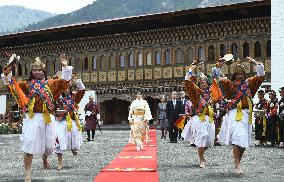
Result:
[0, 95, 7, 115]
[78, 90, 97, 125]
[271, 0, 284, 93]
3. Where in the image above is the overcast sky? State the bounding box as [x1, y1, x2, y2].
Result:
[0, 0, 95, 14]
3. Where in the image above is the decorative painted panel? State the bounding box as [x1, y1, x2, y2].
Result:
[82, 73, 90, 82]
[118, 71, 126, 81]
[128, 69, 135, 81]
[173, 66, 184, 78]
[91, 72, 98, 83]
[163, 67, 172, 78]
[206, 64, 215, 75]
[265, 59, 271, 72]
[154, 68, 162, 79]
[145, 69, 153, 80]
[136, 69, 144, 80]
[99, 72, 107, 82]
[108, 71, 116, 82]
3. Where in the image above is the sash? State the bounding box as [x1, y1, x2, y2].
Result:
[222, 81, 253, 124]
[193, 89, 214, 122]
[26, 79, 55, 113]
[226, 81, 252, 111]
[56, 95, 81, 132]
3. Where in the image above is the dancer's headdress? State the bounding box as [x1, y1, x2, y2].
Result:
[31, 57, 45, 70]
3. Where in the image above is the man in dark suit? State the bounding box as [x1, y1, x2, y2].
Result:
[166, 91, 183, 143]
[178, 91, 188, 139]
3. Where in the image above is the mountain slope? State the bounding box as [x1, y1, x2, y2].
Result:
[0, 5, 55, 34]
[6, 0, 253, 33]
[26, 0, 248, 31]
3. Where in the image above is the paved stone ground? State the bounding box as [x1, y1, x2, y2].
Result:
[156, 131, 284, 182]
[0, 131, 128, 182]
[1, 131, 284, 182]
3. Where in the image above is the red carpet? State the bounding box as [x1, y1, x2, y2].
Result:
[94, 129, 159, 182]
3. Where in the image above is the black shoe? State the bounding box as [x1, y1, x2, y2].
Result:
[170, 140, 173, 143]
[214, 142, 221, 146]
[91, 138, 94, 141]
[87, 138, 90, 142]
[161, 135, 164, 139]
[190, 143, 196, 147]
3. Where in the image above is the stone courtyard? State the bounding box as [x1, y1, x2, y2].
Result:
[0, 130, 284, 182]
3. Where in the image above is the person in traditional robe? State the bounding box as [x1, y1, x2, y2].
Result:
[184, 62, 215, 168]
[53, 75, 85, 170]
[181, 72, 197, 147]
[128, 91, 152, 151]
[213, 55, 265, 174]
[157, 95, 168, 139]
[278, 87, 284, 148]
[1, 54, 72, 182]
[266, 90, 278, 147]
[84, 96, 100, 141]
[254, 90, 268, 146]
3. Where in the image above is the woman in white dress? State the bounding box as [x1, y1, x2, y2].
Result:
[184, 63, 215, 168]
[128, 91, 152, 151]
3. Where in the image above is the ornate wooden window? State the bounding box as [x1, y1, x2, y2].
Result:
[138, 52, 143, 66]
[198, 47, 205, 61]
[254, 41, 261, 57]
[231, 43, 238, 59]
[25, 63, 28, 75]
[53, 59, 56, 73]
[45, 60, 50, 74]
[100, 55, 107, 70]
[187, 47, 193, 64]
[243, 42, 250, 58]
[92, 56, 97, 70]
[17, 63, 22, 76]
[119, 54, 125, 68]
[83, 57, 89, 71]
[208, 45, 215, 63]
[129, 52, 135, 67]
[165, 49, 171, 65]
[175, 48, 183, 64]
[155, 51, 161, 65]
[220, 44, 226, 57]
[146, 52, 152, 66]
[266, 40, 271, 57]
[110, 54, 116, 69]
[67, 58, 71, 66]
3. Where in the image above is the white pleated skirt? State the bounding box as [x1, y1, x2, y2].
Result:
[55, 119, 83, 153]
[181, 118, 194, 142]
[20, 113, 56, 155]
[218, 109, 252, 148]
[67, 120, 83, 151]
[189, 115, 215, 148]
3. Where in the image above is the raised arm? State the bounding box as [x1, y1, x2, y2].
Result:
[48, 55, 73, 100]
[246, 57, 265, 97]
[73, 79, 86, 104]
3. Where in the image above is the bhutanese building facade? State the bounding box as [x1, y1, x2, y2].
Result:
[0, 0, 271, 124]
